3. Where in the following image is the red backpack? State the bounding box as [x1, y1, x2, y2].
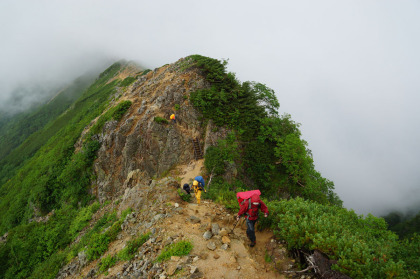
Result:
[236, 190, 261, 219]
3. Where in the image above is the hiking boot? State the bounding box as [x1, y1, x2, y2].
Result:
[249, 241, 256, 247]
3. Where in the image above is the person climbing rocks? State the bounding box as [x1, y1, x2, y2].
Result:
[192, 176, 206, 204]
[236, 193, 268, 247]
[183, 183, 191, 195]
[170, 113, 176, 123]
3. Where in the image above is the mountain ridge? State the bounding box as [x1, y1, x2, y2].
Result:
[0, 55, 418, 278]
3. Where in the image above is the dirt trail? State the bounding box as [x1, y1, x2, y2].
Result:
[169, 160, 286, 279]
[71, 160, 290, 279]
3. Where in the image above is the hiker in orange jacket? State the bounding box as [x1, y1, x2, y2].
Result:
[236, 193, 268, 247]
[170, 113, 176, 123]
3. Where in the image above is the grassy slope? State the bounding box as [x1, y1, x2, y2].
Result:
[0, 75, 96, 185]
[0, 62, 124, 233]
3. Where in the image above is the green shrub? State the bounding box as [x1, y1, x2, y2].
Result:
[204, 132, 239, 175]
[156, 241, 193, 262]
[112, 100, 132, 121]
[206, 178, 245, 212]
[69, 202, 100, 238]
[154, 117, 168, 124]
[120, 77, 136, 87]
[117, 232, 151, 261]
[87, 233, 110, 261]
[177, 188, 191, 202]
[174, 104, 180, 111]
[266, 197, 405, 279]
[89, 100, 132, 135]
[98, 254, 117, 273]
[138, 69, 151, 76]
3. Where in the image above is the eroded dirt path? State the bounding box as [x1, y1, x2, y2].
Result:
[69, 159, 290, 279]
[169, 159, 287, 279]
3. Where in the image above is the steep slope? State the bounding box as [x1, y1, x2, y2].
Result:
[56, 162, 293, 279]
[0, 74, 95, 184]
[82, 58, 231, 202]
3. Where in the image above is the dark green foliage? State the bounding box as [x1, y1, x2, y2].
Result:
[0, 206, 76, 279]
[156, 241, 193, 262]
[117, 232, 151, 261]
[204, 133, 239, 175]
[188, 55, 341, 206]
[263, 198, 405, 279]
[177, 188, 191, 202]
[393, 234, 420, 276]
[153, 116, 169, 124]
[138, 69, 151, 76]
[384, 210, 420, 239]
[206, 178, 246, 211]
[120, 76, 136, 87]
[174, 104, 180, 111]
[99, 254, 117, 273]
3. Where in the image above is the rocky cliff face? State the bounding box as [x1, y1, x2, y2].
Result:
[88, 58, 230, 202]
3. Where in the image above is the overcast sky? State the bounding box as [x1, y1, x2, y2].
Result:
[1, 0, 419, 216]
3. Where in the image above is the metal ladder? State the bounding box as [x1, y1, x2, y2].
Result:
[192, 138, 203, 160]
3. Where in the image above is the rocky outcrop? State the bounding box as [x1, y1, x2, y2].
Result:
[88, 58, 230, 201]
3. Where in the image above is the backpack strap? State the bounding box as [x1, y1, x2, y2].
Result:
[246, 198, 261, 219]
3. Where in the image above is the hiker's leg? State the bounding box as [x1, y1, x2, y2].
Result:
[196, 190, 202, 204]
[246, 219, 256, 243]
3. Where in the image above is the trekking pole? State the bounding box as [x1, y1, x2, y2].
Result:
[230, 218, 239, 234]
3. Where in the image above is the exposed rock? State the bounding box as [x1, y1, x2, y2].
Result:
[207, 241, 217, 251]
[211, 223, 220, 235]
[189, 215, 201, 224]
[166, 262, 178, 276]
[222, 236, 231, 245]
[203, 230, 213, 240]
[219, 228, 228, 237]
[221, 244, 229, 250]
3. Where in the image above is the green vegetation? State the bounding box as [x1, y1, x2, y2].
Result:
[99, 254, 117, 274]
[188, 54, 340, 206]
[0, 55, 417, 278]
[0, 75, 95, 186]
[139, 69, 151, 76]
[117, 232, 151, 261]
[86, 208, 131, 261]
[68, 202, 101, 239]
[88, 100, 132, 136]
[186, 55, 419, 278]
[384, 210, 420, 239]
[156, 240, 193, 262]
[0, 62, 137, 278]
[177, 188, 191, 202]
[153, 116, 169, 124]
[0, 62, 125, 233]
[120, 76, 137, 87]
[258, 197, 414, 279]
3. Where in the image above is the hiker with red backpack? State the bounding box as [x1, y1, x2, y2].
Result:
[236, 190, 269, 247]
